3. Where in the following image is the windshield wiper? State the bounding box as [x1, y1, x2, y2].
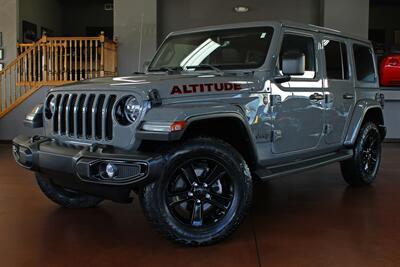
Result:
[148, 66, 183, 73]
[186, 64, 224, 74]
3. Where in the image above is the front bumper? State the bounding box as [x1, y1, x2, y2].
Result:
[12, 135, 165, 202]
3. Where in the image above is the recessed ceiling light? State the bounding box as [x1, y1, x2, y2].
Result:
[234, 6, 249, 13]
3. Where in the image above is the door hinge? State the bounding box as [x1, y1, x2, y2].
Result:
[323, 124, 333, 135]
[272, 130, 282, 142]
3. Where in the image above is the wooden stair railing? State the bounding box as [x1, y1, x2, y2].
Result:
[0, 32, 118, 119]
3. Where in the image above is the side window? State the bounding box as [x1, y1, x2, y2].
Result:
[323, 40, 349, 80]
[353, 44, 376, 83]
[279, 34, 316, 79]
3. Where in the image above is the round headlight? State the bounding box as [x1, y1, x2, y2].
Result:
[124, 96, 141, 123]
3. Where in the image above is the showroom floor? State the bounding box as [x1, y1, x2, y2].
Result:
[1, 143, 400, 267]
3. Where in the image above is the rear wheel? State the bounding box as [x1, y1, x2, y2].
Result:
[140, 137, 253, 246]
[36, 174, 104, 208]
[341, 122, 382, 186]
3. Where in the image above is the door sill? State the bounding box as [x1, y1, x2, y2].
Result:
[255, 149, 353, 181]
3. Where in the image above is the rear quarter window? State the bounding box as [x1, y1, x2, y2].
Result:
[353, 44, 376, 83]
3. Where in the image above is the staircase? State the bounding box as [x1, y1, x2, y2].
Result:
[0, 32, 117, 119]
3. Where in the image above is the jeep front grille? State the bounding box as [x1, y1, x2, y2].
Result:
[50, 93, 117, 141]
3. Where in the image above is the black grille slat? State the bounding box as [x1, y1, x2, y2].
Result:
[59, 94, 69, 135]
[66, 94, 77, 136]
[105, 95, 116, 140]
[76, 94, 86, 138]
[48, 93, 114, 141]
[53, 95, 62, 133]
[86, 94, 96, 139]
[73, 94, 83, 137]
[91, 95, 100, 140]
[95, 95, 106, 140]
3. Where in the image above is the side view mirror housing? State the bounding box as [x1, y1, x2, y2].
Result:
[282, 51, 305, 76]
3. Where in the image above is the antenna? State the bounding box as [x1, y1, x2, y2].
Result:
[138, 13, 144, 72]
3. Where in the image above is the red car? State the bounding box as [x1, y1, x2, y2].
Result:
[380, 54, 400, 86]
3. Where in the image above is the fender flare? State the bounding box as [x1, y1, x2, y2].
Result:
[344, 99, 385, 146]
[137, 108, 259, 164]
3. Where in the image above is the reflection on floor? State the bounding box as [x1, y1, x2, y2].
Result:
[0, 143, 399, 267]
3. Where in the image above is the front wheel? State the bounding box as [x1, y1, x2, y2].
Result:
[341, 122, 382, 186]
[140, 137, 253, 246]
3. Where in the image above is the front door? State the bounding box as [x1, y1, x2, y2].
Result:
[321, 38, 355, 145]
[271, 31, 325, 154]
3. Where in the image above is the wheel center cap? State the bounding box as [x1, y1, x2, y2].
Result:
[193, 187, 207, 199]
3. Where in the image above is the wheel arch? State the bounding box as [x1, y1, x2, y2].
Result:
[182, 113, 259, 168]
[344, 100, 386, 146]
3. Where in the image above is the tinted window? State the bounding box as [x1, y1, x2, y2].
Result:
[279, 34, 316, 79]
[149, 27, 274, 71]
[353, 44, 376, 82]
[323, 40, 349, 80]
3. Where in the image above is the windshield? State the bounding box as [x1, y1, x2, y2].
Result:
[149, 27, 274, 71]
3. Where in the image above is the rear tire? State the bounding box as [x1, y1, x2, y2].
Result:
[36, 174, 104, 208]
[341, 122, 382, 186]
[140, 137, 253, 246]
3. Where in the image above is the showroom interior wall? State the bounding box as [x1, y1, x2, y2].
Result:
[0, 87, 50, 140]
[157, 0, 321, 42]
[18, 0, 62, 40]
[59, 0, 113, 37]
[114, 0, 157, 75]
[0, 0, 18, 65]
[370, 4, 400, 51]
[322, 0, 369, 38]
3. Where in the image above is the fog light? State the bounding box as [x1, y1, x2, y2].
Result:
[106, 163, 118, 178]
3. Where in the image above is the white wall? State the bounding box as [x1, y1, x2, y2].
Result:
[114, 0, 157, 75]
[323, 0, 369, 38]
[0, 0, 18, 66]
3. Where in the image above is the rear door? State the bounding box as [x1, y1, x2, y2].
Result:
[321, 37, 355, 145]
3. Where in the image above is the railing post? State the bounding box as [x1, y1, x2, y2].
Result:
[100, 31, 105, 77]
[42, 32, 48, 82]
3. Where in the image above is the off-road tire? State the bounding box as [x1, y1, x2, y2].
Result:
[341, 122, 382, 186]
[140, 137, 253, 246]
[36, 173, 104, 208]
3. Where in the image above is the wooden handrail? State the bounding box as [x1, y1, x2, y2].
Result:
[1, 32, 118, 118]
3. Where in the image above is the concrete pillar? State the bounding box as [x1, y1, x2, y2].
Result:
[322, 0, 369, 38]
[0, 0, 18, 66]
[114, 0, 157, 75]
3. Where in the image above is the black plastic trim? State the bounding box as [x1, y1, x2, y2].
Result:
[12, 135, 165, 202]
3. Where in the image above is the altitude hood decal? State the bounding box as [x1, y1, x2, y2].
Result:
[170, 83, 242, 95]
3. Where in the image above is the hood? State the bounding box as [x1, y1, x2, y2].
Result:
[51, 72, 264, 102]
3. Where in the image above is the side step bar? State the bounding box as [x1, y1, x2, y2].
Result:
[255, 149, 354, 181]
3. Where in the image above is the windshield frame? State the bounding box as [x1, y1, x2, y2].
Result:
[148, 26, 275, 72]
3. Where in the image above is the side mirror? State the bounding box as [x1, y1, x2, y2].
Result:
[282, 52, 305, 76]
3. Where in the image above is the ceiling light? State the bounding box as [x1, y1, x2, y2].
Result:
[234, 6, 249, 13]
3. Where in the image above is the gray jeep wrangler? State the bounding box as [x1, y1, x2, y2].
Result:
[13, 21, 386, 246]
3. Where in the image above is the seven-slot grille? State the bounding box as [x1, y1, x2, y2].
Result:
[49, 93, 117, 141]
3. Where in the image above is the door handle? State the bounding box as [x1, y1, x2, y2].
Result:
[309, 93, 324, 101]
[343, 93, 354, 100]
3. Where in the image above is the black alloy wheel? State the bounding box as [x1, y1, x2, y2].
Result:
[140, 137, 253, 246]
[341, 122, 382, 186]
[166, 158, 234, 228]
